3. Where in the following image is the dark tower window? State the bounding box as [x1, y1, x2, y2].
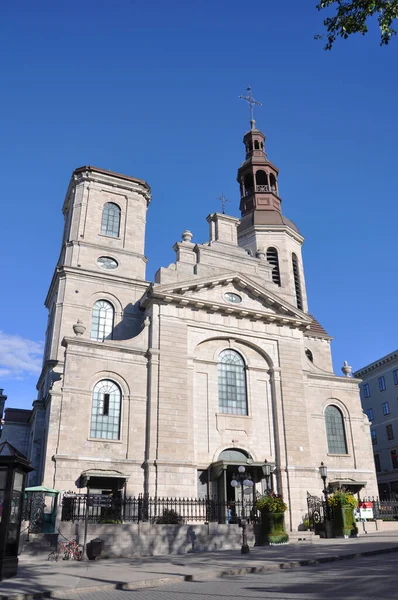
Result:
[292, 253, 303, 310]
[305, 349, 313, 362]
[254, 140, 260, 150]
[269, 173, 277, 192]
[266, 247, 281, 286]
[244, 173, 254, 195]
[255, 170, 268, 190]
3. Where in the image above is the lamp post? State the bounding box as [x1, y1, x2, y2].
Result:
[262, 460, 272, 492]
[319, 462, 329, 503]
[231, 465, 254, 554]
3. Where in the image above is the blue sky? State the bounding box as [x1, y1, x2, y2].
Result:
[1, 0, 397, 410]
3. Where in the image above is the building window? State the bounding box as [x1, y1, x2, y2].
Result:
[374, 454, 381, 473]
[382, 401, 390, 416]
[266, 247, 281, 286]
[379, 376, 387, 392]
[394, 369, 398, 385]
[371, 430, 377, 445]
[363, 383, 370, 398]
[90, 380, 121, 440]
[91, 300, 114, 341]
[325, 405, 348, 454]
[366, 408, 374, 421]
[292, 253, 303, 310]
[305, 348, 314, 363]
[387, 424, 394, 441]
[218, 349, 248, 416]
[391, 449, 398, 469]
[101, 202, 121, 238]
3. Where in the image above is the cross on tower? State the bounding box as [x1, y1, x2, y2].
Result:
[217, 192, 230, 214]
[239, 86, 262, 124]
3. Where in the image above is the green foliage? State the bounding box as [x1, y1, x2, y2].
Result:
[155, 509, 184, 524]
[328, 490, 358, 509]
[315, 1, 398, 49]
[256, 493, 287, 513]
[267, 533, 289, 544]
[98, 519, 122, 524]
[302, 517, 310, 530]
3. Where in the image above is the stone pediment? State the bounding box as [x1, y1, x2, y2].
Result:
[143, 272, 313, 330]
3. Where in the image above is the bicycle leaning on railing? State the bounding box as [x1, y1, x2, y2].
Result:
[48, 538, 83, 562]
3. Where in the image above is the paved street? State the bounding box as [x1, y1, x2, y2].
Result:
[74, 554, 394, 600]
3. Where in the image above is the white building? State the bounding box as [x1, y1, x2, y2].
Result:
[8, 117, 377, 530]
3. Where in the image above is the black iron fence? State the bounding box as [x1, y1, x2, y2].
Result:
[60, 494, 260, 525]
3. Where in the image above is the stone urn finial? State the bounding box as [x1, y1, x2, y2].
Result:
[73, 319, 86, 337]
[341, 360, 352, 377]
[182, 229, 193, 243]
[256, 248, 265, 260]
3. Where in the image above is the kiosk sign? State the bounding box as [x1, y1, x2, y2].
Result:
[359, 501, 373, 519]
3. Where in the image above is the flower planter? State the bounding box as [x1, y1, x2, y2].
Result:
[261, 511, 289, 545]
[333, 504, 355, 538]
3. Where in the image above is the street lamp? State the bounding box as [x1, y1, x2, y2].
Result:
[262, 460, 272, 492]
[231, 465, 254, 554]
[319, 462, 329, 503]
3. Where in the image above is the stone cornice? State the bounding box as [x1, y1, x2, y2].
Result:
[353, 349, 398, 378]
[61, 336, 147, 357]
[306, 372, 361, 385]
[239, 223, 304, 244]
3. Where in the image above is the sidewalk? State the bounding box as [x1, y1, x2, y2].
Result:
[1, 532, 398, 600]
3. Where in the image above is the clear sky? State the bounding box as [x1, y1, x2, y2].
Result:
[1, 0, 397, 410]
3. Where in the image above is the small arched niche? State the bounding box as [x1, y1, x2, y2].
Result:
[305, 348, 314, 363]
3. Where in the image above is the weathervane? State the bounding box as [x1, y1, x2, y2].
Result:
[239, 86, 262, 124]
[217, 192, 230, 214]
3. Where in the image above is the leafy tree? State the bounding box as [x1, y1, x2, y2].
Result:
[316, 1, 398, 49]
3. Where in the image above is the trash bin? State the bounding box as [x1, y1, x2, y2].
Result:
[86, 538, 103, 560]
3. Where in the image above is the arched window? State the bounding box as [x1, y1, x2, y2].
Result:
[101, 202, 121, 238]
[255, 170, 268, 189]
[325, 405, 348, 454]
[305, 348, 313, 362]
[292, 253, 303, 310]
[218, 349, 247, 415]
[269, 173, 277, 192]
[254, 140, 260, 150]
[91, 300, 114, 341]
[266, 247, 281, 286]
[244, 173, 254, 195]
[90, 380, 121, 440]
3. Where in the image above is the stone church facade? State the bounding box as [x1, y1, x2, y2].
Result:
[19, 117, 377, 530]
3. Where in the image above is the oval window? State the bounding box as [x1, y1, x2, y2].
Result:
[97, 256, 118, 270]
[224, 292, 242, 304]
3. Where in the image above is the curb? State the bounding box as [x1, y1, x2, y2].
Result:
[2, 545, 398, 600]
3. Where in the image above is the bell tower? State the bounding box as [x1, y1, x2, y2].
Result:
[236, 89, 308, 312]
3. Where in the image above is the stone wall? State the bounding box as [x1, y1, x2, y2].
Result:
[59, 522, 255, 557]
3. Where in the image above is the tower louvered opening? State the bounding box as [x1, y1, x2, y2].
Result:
[266, 247, 281, 286]
[292, 253, 303, 310]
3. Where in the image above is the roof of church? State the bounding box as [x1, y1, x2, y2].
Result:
[73, 166, 150, 190]
[305, 315, 330, 338]
[238, 210, 300, 234]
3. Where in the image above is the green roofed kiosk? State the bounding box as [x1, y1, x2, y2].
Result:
[0, 441, 32, 580]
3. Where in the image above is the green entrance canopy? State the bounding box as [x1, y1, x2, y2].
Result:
[25, 486, 60, 494]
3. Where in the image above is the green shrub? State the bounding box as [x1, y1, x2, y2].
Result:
[155, 509, 184, 524]
[256, 493, 287, 513]
[328, 490, 358, 510]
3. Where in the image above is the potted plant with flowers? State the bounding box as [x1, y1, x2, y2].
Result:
[256, 492, 288, 545]
[328, 490, 358, 538]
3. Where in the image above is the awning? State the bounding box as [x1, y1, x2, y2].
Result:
[80, 469, 129, 490]
[329, 479, 367, 493]
[25, 486, 60, 494]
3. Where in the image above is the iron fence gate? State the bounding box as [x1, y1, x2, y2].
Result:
[307, 492, 333, 535]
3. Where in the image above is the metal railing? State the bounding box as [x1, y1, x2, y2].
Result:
[60, 494, 259, 525]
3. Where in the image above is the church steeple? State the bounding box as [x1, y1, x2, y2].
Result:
[237, 121, 281, 219]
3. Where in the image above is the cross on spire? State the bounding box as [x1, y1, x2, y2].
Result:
[217, 192, 230, 214]
[239, 86, 262, 127]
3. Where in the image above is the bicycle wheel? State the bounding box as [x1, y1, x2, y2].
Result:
[48, 549, 59, 562]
